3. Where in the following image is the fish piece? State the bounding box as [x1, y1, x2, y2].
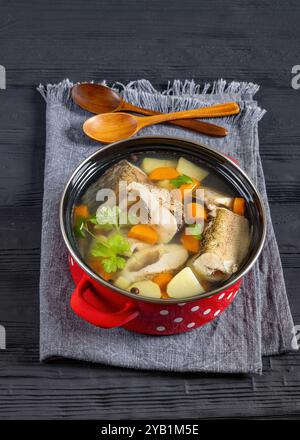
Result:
[126, 237, 152, 253]
[80, 160, 149, 208]
[201, 187, 234, 212]
[192, 207, 250, 282]
[143, 183, 183, 223]
[115, 244, 189, 284]
[99, 159, 150, 193]
[94, 160, 184, 230]
[127, 182, 180, 243]
[102, 160, 183, 221]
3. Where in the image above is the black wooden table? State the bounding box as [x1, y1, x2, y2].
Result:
[0, 0, 300, 419]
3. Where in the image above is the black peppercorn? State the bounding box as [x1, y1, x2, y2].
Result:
[130, 287, 140, 295]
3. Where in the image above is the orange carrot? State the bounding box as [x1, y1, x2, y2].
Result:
[179, 178, 200, 200]
[148, 167, 180, 180]
[128, 224, 159, 244]
[233, 197, 245, 216]
[180, 234, 200, 253]
[185, 202, 207, 222]
[153, 273, 173, 290]
[74, 204, 89, 220]
[89, 260, 111, 281]
[161, 291, 170, 299]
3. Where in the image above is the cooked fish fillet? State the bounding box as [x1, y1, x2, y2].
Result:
[192, 208, 250, 282]
[94, 160, 183, 228]
[126, 182, 180, 242]
[116, 244, 189, 284]
[81, 160, 149, 205]
[200, 187, 234, 211]
[140, 182, 183, 225]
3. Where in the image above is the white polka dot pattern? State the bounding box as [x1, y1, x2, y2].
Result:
[174, 317, 183, 323]
[156, 326, 166, 332]
[145, 283, 239, 334]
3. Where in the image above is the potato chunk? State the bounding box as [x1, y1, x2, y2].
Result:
[142, 158, 177, 174]
[176, 157, 209, 181]
[128, 280, 161, 298]
[167, 267, 205, 298]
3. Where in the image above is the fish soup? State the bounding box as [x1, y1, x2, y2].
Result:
[73, 153, 250, 300]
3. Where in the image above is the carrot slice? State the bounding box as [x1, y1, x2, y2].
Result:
[128, 224, 159, 244]
[148, 167, 180, 180]
[233, 197, 245, 216]
[179, 178, 200, 200]
[161, 291, 170, 299]
[153, 273, 173, 290]
[185, 202, 207, 222]
[74, 204, 89, 220]
[180, 234, 200, 253]
[89, 260, 111, 281]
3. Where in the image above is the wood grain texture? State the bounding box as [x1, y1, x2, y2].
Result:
[0, 0, 300, 420]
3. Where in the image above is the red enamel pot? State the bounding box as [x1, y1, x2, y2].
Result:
[60, 136, 266, 335]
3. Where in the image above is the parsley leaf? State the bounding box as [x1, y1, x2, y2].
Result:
[88, 215, 98, 225]
[107, 233, 131, 254]
[73, 206, 132, 274]
[91, 242, 114, 258]
[102, 256, 126, 273]
[90, 233, 131, 273]
[170, 174, 193, 188]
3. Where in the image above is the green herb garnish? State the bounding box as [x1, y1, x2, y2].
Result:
[170, 174, 193, 188]
[74, 218, 87, 238]
[91, 233, 131, 273]
[102, 256, 126, 273]
[185, 224, 203, 240]
[73, 206, 132, 273]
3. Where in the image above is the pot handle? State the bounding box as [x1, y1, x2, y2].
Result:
[70, 275, 140, 328]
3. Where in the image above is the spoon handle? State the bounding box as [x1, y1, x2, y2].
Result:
[139, 102, 240, 128]
[123, 102, 228, 137]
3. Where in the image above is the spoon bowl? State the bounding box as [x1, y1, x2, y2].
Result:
[72, 83, 122, 114]
[83, 112, 139, 143]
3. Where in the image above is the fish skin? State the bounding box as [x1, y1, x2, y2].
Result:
[81, 160, 150, 208]
[202, 208, 250, 269]
[193, 207, 250, 281]
[99, 160, 150, 192]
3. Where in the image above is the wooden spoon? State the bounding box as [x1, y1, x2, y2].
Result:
[72, 83, 228, 137]
[83, 102, 239, 144]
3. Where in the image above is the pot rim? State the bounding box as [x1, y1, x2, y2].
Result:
[60, 135, 267, 304]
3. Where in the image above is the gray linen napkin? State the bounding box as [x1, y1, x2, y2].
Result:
[37, 78, 296, 374]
